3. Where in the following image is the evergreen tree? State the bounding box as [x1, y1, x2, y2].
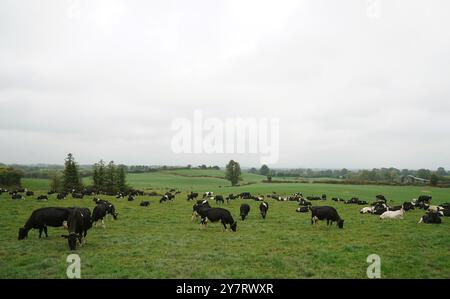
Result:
[105, 161, 117, 193]
[115, 165, 127, 192]
[62, 153, 82, 192]
[259, 164, 270, 176]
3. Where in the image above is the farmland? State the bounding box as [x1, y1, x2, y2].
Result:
[1, 169, 450, 279]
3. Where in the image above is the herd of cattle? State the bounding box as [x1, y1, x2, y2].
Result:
[1, 187, 448, 251]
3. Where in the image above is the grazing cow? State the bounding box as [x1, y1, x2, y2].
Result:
[214, 195, 224, 204]
[296, 207, 309, 213]
[61, 208, 92, 250]
[187, 192, 199, 201]
[18, 207, 74, 239]
[140, 201, 150, 207]
[200, 208, 237, 232]
[310, 206, 344, 228]
[92, 204, 108, 227]
[192, 200, 211, 221]
[203, 191, 214, 199]
[419, 211, 442, 224]
[239, 192, 252, 199]
[321, 194, 327, 200]
[403, 202, 415, 211]
[259, 202, 269, 219]
[380, 208, 404, 220]
[159, 193, 174, 203]
[360, 207, 374, 214]
[26, 191, 34, 196]
[37, 195, 48, 201]
[93, 199, 118, 219]
[240, 204, 250, 220]
[12, 194, 23, 200]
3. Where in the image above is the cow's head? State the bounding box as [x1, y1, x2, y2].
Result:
[337, 219, 345, 229]
[18, 228, 28, 240]
[61, 233, 81, 250]
[230, 221, 237, 232]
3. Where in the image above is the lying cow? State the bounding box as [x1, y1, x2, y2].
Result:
[240, 204, 250, 220]
[380, 208, 404, 220]
[19, 207, 74, 239]
[418, 211, 442, 224]
[360, 207, 374, 214]
[61, 208, 92, 250]
[296, 206, 309, 213]
[310, 206, 344, 228]
[140, 201, 150, 207]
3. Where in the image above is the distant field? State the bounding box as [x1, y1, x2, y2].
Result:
[2, 169, 449, 278]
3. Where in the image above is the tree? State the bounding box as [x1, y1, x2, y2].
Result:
[430, 174, 439, 186]
[49, 170, 62, 192]
[249, 167, 257, 174]
[259, 164, 270, 176]
[93, 160, 106, 192]
[437, 167, 447, 176]
[105, 161, 117, 193]
[225, 160, 242, 186]
[115, 165, 127, 192]
[0, 167, 23, 187]
[62, 153, 82, 192]
[417, 169, 431, 180]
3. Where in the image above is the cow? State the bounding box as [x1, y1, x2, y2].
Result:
[298, 198, 312, 206]
[72, 193, 84, 199]
[18, 207, 74, 239]
[380, 208, 404, 220]
[192, 200, 211, 221]
[159, 193, 174, 203]
[140, 201, 150, 207]
[11, 194, 23, 200]
[239, 192, 252, 199]
[403, 202, 415, 211]
[373, 203, 389, 215]
[310, 206, 344, 228]
[37, 195, 48, 201]
[93, 199, 118, 220]
[376, 195, 387, 204]
[417, 195, 432, 204]
[187, 192, 199, 201]
[215, 195, 225, 204]
[389, 205, 403, 211]
[321, 194, 327, 200]
[296, 207, 309, 213]
[416, 202, 430, 210]
[128, 195, 135, 201]
[418, 211, 442, 224]
[427, 205, 445, 213]
[240, 204, 250, 220]
[203, 191, 214, 199]
[57, 193, 67, 200]
[26, 191, 34, 196]
[200, 207, 237, 232]
[357, 200, 368, 205]
[92, 204, 108, 227]
[259, 202, 269, 219]
[360, 207, 374, 214]
[61, 208, 92, 250]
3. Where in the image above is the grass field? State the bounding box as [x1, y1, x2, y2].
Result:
[1, 169, 450, 279]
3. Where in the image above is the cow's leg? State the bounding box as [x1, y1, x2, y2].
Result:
[39, 228, 43, 238]
[101, 219, 105, 228]
[222, 221, 227, 232]
[44, 226, 48, 237]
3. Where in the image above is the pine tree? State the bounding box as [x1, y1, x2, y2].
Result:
[62, 153, 82, 192]
[105, 161, 116, 193]
[115, 165, 127, 192]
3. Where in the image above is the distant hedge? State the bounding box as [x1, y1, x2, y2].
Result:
[0, 167, 23, 187]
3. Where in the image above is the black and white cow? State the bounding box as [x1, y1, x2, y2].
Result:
[296, 206, 309, 213]
[199, 207, 237, 232]
[310, 206, 344, 228]
[203, 191, 214, 199]
[259, 202, 269, 219]
[37, 195, 48, 201]
[240, 204, 250, 220]
[61, 208, 92, 250]
[93, 199, 118, 220]
[11, 194, 23, 200]
[192, 200, 211, 221]
[92, 204, 108, 227]
[187, 192, 199, 201]
[214, 195, 225, 204]
[140, 201, 150, 207]
[26, 191, 34, 196]
[418, 211, 441, 224]
[18, 207, 74, 239]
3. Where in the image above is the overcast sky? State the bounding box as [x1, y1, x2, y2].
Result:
[1, 0, 450, 169]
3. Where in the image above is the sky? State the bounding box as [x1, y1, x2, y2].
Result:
[1, 0, 450, 169]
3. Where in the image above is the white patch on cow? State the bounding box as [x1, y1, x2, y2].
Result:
[262, 202, 268, 209]
[418, 217, 423, 224]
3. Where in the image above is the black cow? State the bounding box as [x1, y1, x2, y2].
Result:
[93, 200, 118, 221]
[321, 194, 327, 200]
[239, 192, 252, 199]
[296, 207, 309, 213]
[19, 207, 74, 239]
[403, 202, 415, 211]
[140, 201, 150, 207]
[12, 194, 22, 200]
[187, 192, 199, 201]
[61, 208, 92, 250]
[37, 195, 48, 201]
[26, 191, 34, 196]
[240, 204, 250, 220]
[259, 202, 269, 219]
[215, 195, 224, 204]
[72, 193, 84, 199]
[200, 207, 237, 232]
[128, 195, 135, 201]
[419, 211, 441, 224]
[192, 200, 211, 221]
[310, 206, 344, 229]
[417, 195, 432, 204]
[92, 204, 108, 227]
[57, 193, 67, 200]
